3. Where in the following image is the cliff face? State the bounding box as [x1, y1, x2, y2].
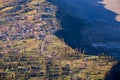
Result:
[49, 0, 120, 59]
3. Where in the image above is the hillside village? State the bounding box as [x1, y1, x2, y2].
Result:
[0, 0, 118, 80]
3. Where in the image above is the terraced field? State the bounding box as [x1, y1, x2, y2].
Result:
[0, 0, 118, 80]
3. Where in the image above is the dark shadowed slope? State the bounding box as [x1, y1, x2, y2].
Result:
[105, 62, 120, 80]
[54, 8, 98, 54]
[49, 0, 120, 59]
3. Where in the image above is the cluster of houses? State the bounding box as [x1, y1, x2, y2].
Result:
[0, 1, 64, 79]
[0, 1, 59, 41]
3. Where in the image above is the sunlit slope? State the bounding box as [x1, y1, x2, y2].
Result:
[0, 0, 3, 7]
[0, 0, 44, 16]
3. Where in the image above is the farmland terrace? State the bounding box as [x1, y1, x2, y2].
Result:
[0, 0, 118, 80]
